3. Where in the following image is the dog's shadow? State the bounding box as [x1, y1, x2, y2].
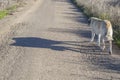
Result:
[10, 37, 102, 54]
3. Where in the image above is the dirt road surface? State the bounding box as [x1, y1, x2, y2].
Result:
[0, 0, 120, 80]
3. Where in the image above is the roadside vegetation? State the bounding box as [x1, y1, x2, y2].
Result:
[71, 0, 120, 47]
[0, 5, 18, 19]
[0, 0, 28, 19]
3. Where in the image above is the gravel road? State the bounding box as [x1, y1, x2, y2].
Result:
[0, 0, 120, 80]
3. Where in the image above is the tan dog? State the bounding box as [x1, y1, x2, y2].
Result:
[89, 17, 113, 54]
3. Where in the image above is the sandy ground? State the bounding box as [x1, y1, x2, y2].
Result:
[0, 0, 120, 80]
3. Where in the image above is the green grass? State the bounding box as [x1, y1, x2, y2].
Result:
[116, 41, 120, 48]
[114, 30, 120, 48]
[0, 10, 8, 19]
[0, 5, 18, 19]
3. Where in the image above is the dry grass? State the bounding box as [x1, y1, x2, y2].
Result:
[75, 0, 120, 26]
[0, 0, 29, 10]
[72, 0, 120, 47]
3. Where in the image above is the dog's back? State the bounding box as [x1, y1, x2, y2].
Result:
[90, 17, 105, 35]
